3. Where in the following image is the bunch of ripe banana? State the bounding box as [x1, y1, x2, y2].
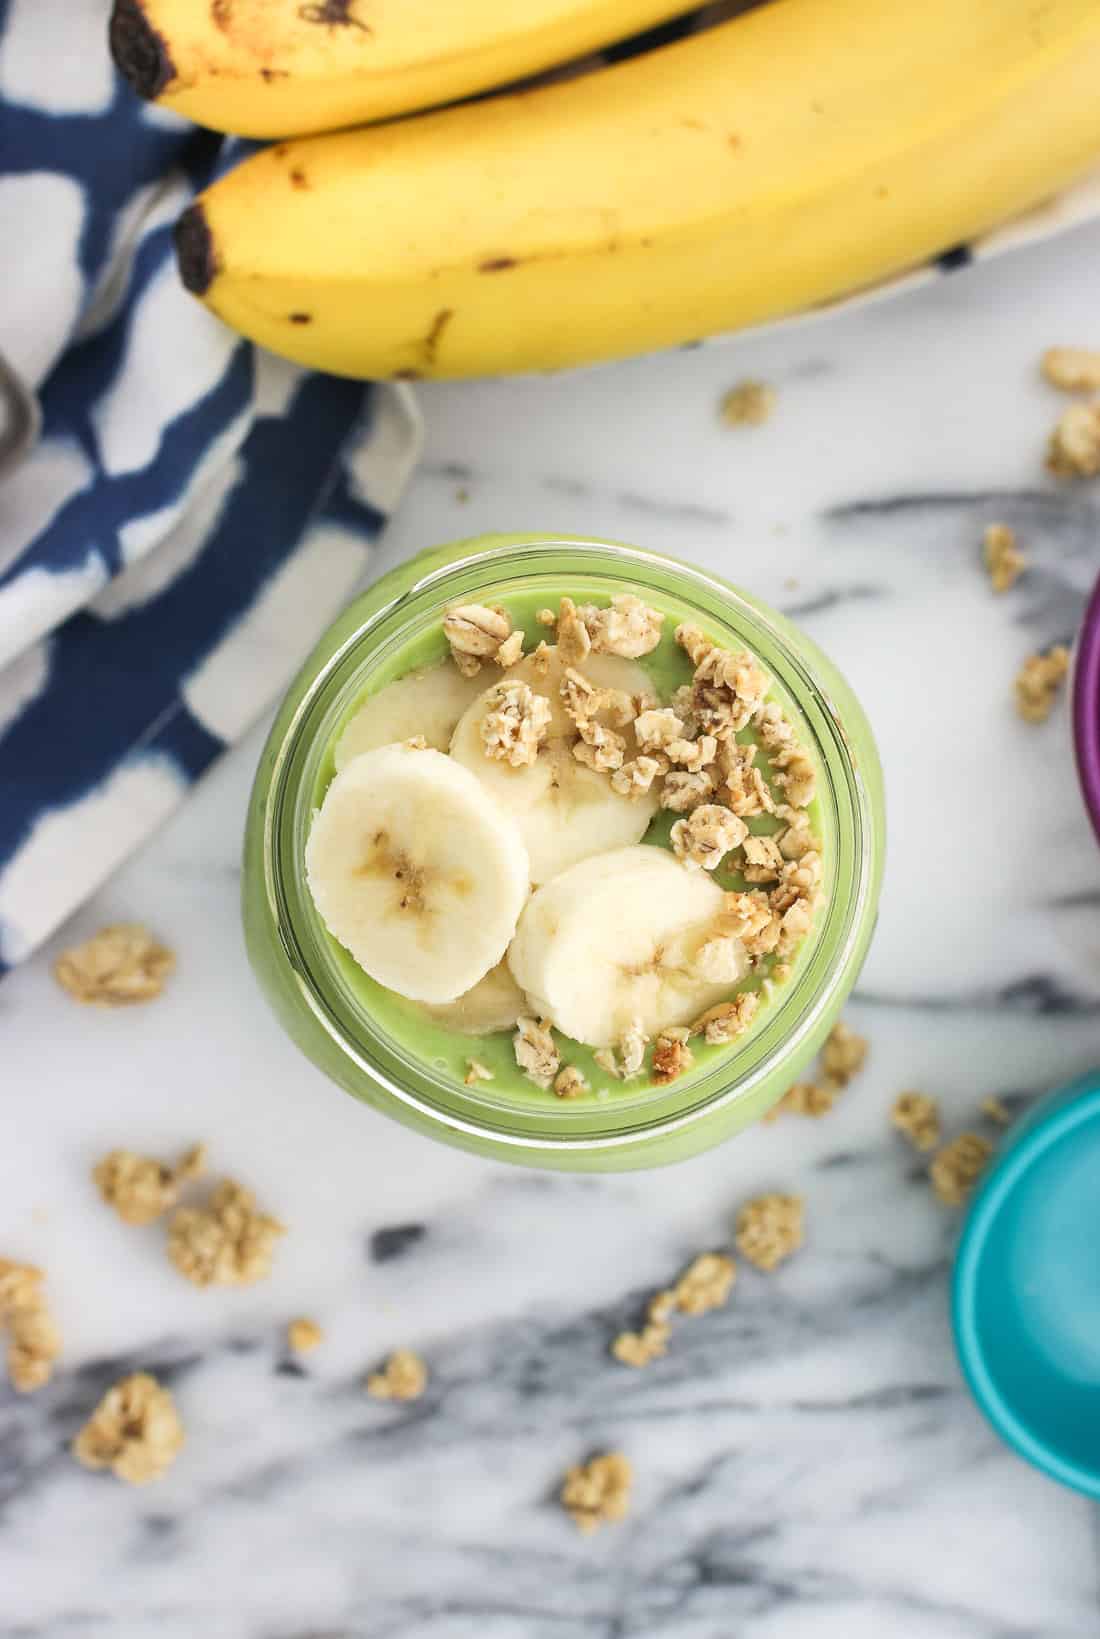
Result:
[110, 0, 1100, 380]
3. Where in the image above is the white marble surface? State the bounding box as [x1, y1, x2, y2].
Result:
[4, 222, 1100, 1639]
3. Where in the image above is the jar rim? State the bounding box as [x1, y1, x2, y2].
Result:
[259, 535, 878, 1152]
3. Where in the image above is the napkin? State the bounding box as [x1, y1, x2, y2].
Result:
[0, 0, 420, 971]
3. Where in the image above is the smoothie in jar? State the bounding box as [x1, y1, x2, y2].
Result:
[243, 535, 884, 1168]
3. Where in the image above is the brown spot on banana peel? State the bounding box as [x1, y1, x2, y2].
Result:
[478, 256, 518, 273]
[289, 313, 312, 324]
[174, 204, 219, 298]
[423, 308, 454, 367]
[289, 168, 308, 188]
[298, 0, 370, 30]
[211, 0, 232, 30]
[109, 0, 176, 100]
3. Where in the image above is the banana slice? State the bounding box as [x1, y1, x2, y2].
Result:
[306, 744, 530, 1004]
[335, 661, 486, 771]
[508, 844, 749, 1047]
[420, 958, 526, 1036]
[450, 646, 659, 884]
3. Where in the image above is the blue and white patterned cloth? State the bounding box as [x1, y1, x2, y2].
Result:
[0, 0, 420, 971]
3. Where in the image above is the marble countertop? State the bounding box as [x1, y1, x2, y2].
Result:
[5, 221, 1100, 1639]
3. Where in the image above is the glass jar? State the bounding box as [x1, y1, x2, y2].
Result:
[243, 534, 885, 1170]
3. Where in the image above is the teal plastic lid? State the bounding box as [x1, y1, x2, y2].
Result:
[952, 1073, 1100, 1498]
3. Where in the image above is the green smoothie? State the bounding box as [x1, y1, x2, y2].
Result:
[243, 533, 883, 1171]
[308, 579, 829, 1108]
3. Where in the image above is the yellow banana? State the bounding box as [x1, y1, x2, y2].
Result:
[109, 0, 700, 138]
[177, 0, 1100, 380]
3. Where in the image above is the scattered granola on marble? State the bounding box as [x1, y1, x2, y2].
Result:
[612, 1249, 736, 1368]
[765, 1078, 842, 1121]
[891, 1091, 942, 1153]
[735, 1193, 804, 1271]
[612, 1309, 671, 1368]
[0, 1259, 61, 1393]
[1041, 346, 1100, 393]
[930, 1134, 993, 1206]
[764, 1012, 865, 1121]
[54, 923, 175, 1007]
[93, 1143, 206, 1226]
[287, 1317, 324, 1354]
[672, 1251, 736, 1316]
[821, 1020, 868, 1084]
[560, 1451, 633, 1533]
[1046, 402, 1100, 479]
[167, 1178, 285, 1287]
[73, 1373, 184, 1485]
[981, 1096, 1012, 1127]
[982, 523, 1026, 594]
[366, 1348, 428, 1401]
[1014, 646, 1070, 723]
[720, 379, 777, 427]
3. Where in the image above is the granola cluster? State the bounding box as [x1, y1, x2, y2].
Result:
[1041, 344, 1100, 478]
[443, 603, 515, 676]
[561, 1451, 633, 1533]
[671, 1251, 736, 1316]
[1014, 646, 1069, 723]
[821, 1021, 868, 1083]
[612, 1250, 736, 1367]
[720, 379, 777, 427]
[982, 524, 1026, 594]
[73, 1372, 184, 1486]
[54, 923, 175, 1007]
[930, 1133, 992, 1206]
[670, 804, 747, 871]
[513, 1015, 560, 1089]
[651, 1028, 694, 1086]
[581, 593, 665, 659]
[766, 1018, 868, 1121]
[734, 1194, 804, 1271]
[287, 1317, 324, 1354]
[0, 1260, 61, 1393]
[1041, 346, 1100, 393]
[611, 1301, 672, 1366]
[692, 991, 760, 1046]
[167, 1179, 285, 1287]
[1047, 402, 1100, 479]
[93, 1143, 206, 1226]
[480, 679, 551, 767]
[553, 1064, 589, 1099]
[891, 1091, 942, 1153]
[366, 1348, 428, 1401]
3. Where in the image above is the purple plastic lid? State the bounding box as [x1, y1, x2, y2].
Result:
[1072, 570, 1100, 846]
